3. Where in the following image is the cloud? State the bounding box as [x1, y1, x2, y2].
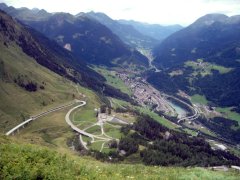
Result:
[122, 8, 133, 12]
[1, 0, 240, 25]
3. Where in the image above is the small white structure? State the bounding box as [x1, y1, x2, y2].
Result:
[214, 144, 227, 151]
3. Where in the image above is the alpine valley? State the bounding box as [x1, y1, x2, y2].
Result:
[0, 2, 240, 179]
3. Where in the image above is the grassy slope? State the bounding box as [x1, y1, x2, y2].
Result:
[104, 124, 122, 139]
[190, 94, 240, 124]
[71, 86, 100, 126]
[93, 66, 132, 96]
[216, 107, 240, 124]
[1, 43, 239, 179]
[185, 60, 232, 77]
[14, 84, 101, 153]
[191, 94, 208, 105]
[0, 43, 82, 133]
[1, 135, 239, 180]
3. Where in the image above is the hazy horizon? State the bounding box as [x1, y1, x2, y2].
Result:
[1, 0, 240, 26]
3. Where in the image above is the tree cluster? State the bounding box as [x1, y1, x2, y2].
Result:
[130, 115, 240, 166]
[14, 75, 37, 92]
[198, 117, 240, 144]
[118, 137, 139, 156]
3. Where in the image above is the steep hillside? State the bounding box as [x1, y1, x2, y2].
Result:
[0, 10, 132, 133]
[0, 4, 149, 68]
[83, 11, 158, 49]
[28, 13, 133, 65]
[29, 13, 148, 67]
[1, 136, 239, 179]
[148, 14, 240, 111]
[118, 19, 182, 42]
[0, 10, 132, 100]
[0, 10, 102, 83]
[0, 10, 92, 133]
[0, 39, 77, 133]
[153, 13, 240, 68]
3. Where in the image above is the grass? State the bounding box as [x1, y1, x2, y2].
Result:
[185, 60, 233, 77]
[111, 97, 131, 109]
[169, 69, 183, 77]
[16, 107, 75, 152]
[229, 147, 240, 157]
[111, 98, 178, 129]
[104, 123, 123, 139]
[81, 135, 92, 143]
[124, 152, 142, 164]
[182, 128, 198, 136]
[0, 41, 105, 155]
[71, 106, 97, 124]
[77, 121, 95, 130]
[114, 112, 136, 123]
[199, 126, 217, 137]
[93, 66, 132, 96]
[101, 146, 116, 154]
[0, 43, 81, 133]
[85, 125, 102, 135]
[211, 64, 233, 74]
[136, 106, 178, 129]
[191, 94, 208, 105]
[216, 107, 240, 124]
[2, 43, 239, 178]
[89, 140, 105, 151]
[1, 135, 240, 180]
[71, 86, 100, 126]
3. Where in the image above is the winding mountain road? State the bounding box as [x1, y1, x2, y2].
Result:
[177, 104, 200, 123]
[65, 100, 111, 141]
[163, 95, 200, 123]
[6, 100, 77, 136]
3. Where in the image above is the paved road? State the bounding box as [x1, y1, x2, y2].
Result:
[176, 104, 200, 123]
[65, 100, 111, 141]
[79, 134, 89, 150]
[163, 95, 200, 123]
[6, 100, 77, 136]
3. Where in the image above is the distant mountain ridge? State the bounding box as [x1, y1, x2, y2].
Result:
[118, 19, 182, 42]
[153, 13, 240, 68]
[0, 10, 131, 101]
[148, 13, 240, 111]
[0, 3, 51, 21]
[82, 11, 159, 50]
[0, 3, 149, 68]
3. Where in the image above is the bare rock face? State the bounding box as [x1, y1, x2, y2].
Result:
[64, 43, 71, 51]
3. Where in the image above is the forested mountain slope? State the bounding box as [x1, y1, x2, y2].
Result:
[84, 11, 159, 49]
[0, 10, 132, 132]
[153, 14, 240, 68]
[0, 3, 149, 68]
[148, 14, 240, 110]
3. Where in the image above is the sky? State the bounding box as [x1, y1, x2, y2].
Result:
[1, 0, 240, 26]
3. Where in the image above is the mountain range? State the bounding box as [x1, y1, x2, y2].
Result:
[1, 2, 240, 178]
[0, 3, 150, 68]
[153, 13, 240, 68]
[148, 13, 240, 112]
[0, 3, 184, 68]
[82, 11, 159, 49]
[0, 9, 131, 107]
[118, 19, 182, 42]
